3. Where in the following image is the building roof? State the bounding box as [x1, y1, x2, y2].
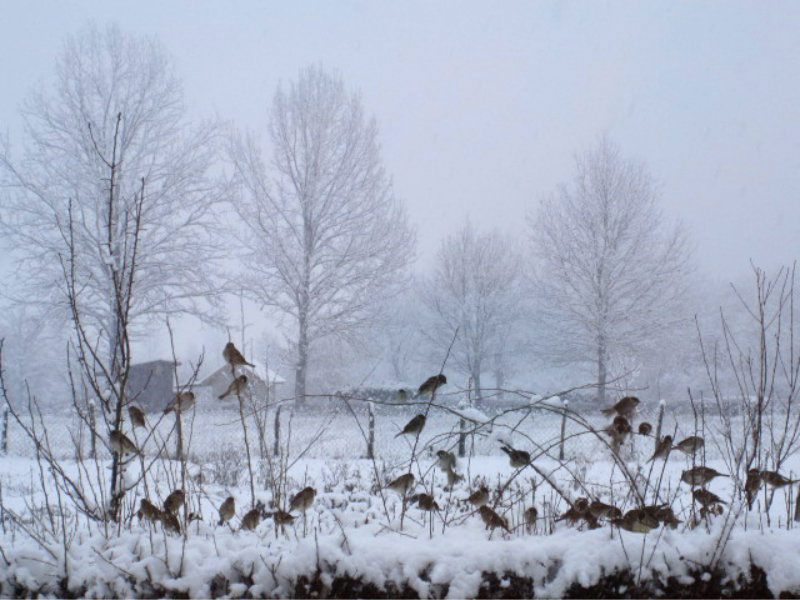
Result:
[198, 360, 285, 387]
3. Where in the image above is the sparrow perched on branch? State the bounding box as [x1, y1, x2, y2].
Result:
[218, 375, 248, 399]
[466, 486, 490, 508]
[445, 468, 464, 490]
[410, 493, 440, 511]
[128, 405, 146, 428]
[396, 389, 409, 402]
[395, 414, 426, 438]
[478, 505, 509, 532]
[637, 422, 652, 436]
[163, 489, 185, 515]
[603, 416, 631, 454]
[612, 509, 658, 533]
[760, 470, 799, 488]
[693, 488, 726, 507]
[289, 487, 316, 513]
[272, 510, 296, 527]
[601, 396, 640, 419]
[218, 496, 235, 526]
[556, 497, 590, 525]
[436, 450, 456, 472]
[681, 466, 728, 486]
[109, 430, 139, 456]
[386, 473, 415, 496]
[415, 374, 447, 398]
[223, 342, 255, 368]
[745, 468, 762, 509]
[675, 436, 704, 456]
[164, 391, 195, 414]
[161, 511, 181, 534]
[240, 508, 261, 531]
[648, 435, 673, 462]
[500, 444, 530, 468]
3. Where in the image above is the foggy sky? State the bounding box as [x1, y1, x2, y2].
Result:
[1, 0, 799, 282]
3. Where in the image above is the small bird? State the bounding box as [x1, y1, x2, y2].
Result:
[272, 510, 296, 527]
[693, 488, 726, 507]
[436, 450, 456, 472]
[637, 422, 652, 436]
[524, 506, 538, 532]
[396, 389, 408, 402]
[128, 405, 146, 428]
[410, 493, 440, 511]
[681, 466, 728, 486]
[649, 505, 681, 529]
[109, 430, 138, 455]
[760, 470, 799, 488]
[240, 508, 261, 531]
[223, 342, 255, 368]
[699, 504, 724, 520]
[218, 496, 235, 526]
[556, 497, 590, 525]
[466, 486, 490, 507]
[603, 416, 632, 454]
[612, 509, 657, 533]
[601, 396, 640, 419]
[588, 500, 622, 520]
[386, 473, 415, 496]
[500, 444, 530, 468]
[648, 435, 673, 462]
[478, 505, 509, 532]
[289, 487, 316, 513]
[161, 511, 181, 534]
[164, 391, 196, 414]
[445, 468, 464, 489]
[415, 374, 447, 398]
[137, 498, 161, 523]
[745, 468, 762, 509]
[675, 436, 704, 455]
[163, 489, 185, 515]
[395, 414, 426, 438]
[218, 375, 248, 399]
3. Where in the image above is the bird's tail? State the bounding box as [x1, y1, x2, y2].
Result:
[601, 407, 616, 417]
[245, 361, 255, 368]
[499, 445, 512, 456]
[218, 517, 224, 526]
[394, 431, 404, 438]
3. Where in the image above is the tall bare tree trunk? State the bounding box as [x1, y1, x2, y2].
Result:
[295, 311, 308, 405]
[597, 333, 607, 405]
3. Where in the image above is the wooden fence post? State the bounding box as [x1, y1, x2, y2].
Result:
[367, 402, 375, 459]
[273, 405, 281, 457]
[559, 398, 568, 461]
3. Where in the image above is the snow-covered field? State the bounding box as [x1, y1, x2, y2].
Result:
[2, 400, 800, 598]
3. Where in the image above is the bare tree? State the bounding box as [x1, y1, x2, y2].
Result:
[528, 138, 692, 404]
[421, 223, 524, 401]
[0, 23, 226, 364]
[229, 64, 414, 402]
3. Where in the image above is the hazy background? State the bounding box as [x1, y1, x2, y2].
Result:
[1, 0, 799, 397]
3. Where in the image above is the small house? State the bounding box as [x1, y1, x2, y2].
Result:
[127, 360, 177, 413]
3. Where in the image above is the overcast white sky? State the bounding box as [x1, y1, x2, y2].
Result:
[2, 0, 799, 282]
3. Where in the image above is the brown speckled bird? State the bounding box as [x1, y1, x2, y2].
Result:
[589, 500, 622, 520]
[675, 436, 704, 456]
[648, 435, 673, 462]
[128, 405, 146, 428]
[137, 498, 161, 523]
[218, 375, 248, 399]
[240, 508, 261, 531]
[395, 414, 426, 438]
[223, 342, 255, 368]
[410, 493, 440, 511]
[500, 444, 530, 468]
[760, 470, 799, 488]
[396, 389, 409, 402]
[601, 396, 640, 419]
[603, 416, 632, 454]
[478, 505, 509, 532]
[693, 488, 726, 507]
[746, 468, 762, 509]
[164, 391, 195, 414]
[436, 450, 456, 472]
[163, 489, 185, 515]
[218, 496, 235, 526]
[466, 486, 490, 508]
[524, 506, 538, 532]
[556, 497, 590, 525]
[161, 511, 181, 534]
[612, 509, 658, 533]
[415, 374, 447, 398]
[681, 466, 728, 486]
[637, 422, 652, 436]
[289, 487, 316, 513]
[445, 468, 463, 490]
[386, 473, 415, 496]
[109, 430, 138, 456]
[272, 510, 296, 527]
